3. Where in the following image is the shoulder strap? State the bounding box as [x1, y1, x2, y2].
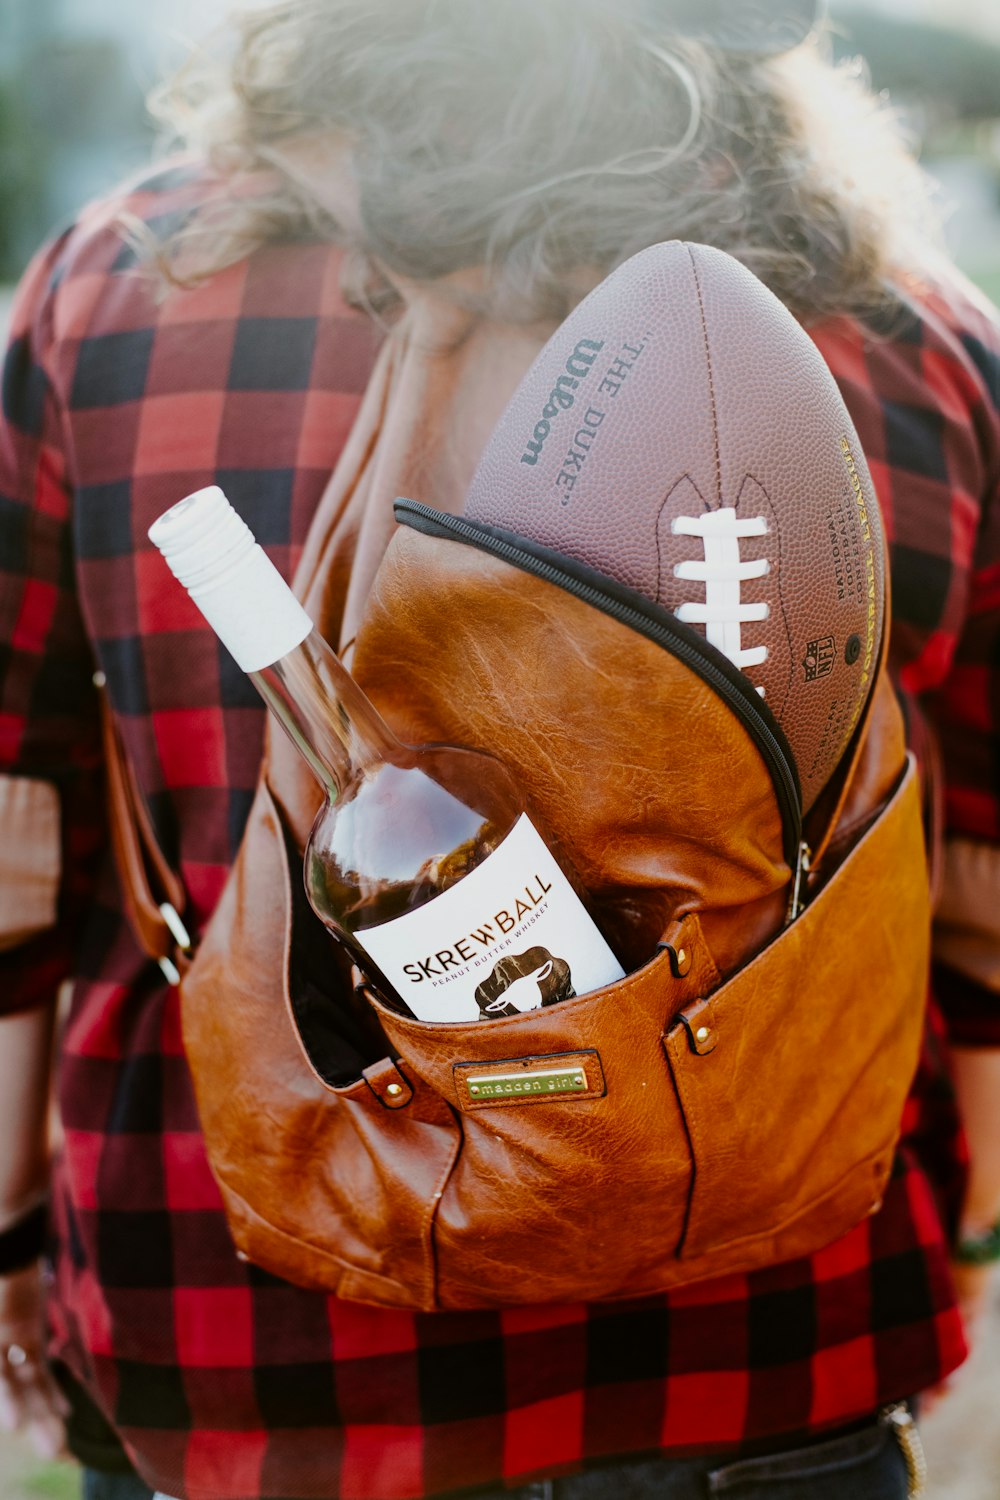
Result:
[96, 674, 193, 983]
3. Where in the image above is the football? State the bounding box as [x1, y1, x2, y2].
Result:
[464, 241, 884, 811]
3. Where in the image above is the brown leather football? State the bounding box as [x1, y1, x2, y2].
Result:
[464, 240, 885, 811]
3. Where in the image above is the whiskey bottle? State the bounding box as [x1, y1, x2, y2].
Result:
[149, 486, 624, 1022]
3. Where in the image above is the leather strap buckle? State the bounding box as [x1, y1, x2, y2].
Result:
[157, 902, 193, 986]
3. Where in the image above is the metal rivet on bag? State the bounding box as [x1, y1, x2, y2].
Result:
[387, 1083, 403, 1097]
[695, 1026, 710, 1043]
[235, 1250, 250, 1263]
[663, 942, 692, 978]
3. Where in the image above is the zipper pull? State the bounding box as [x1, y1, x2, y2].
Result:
[786, 840, 812, 923]
[881, 1403, 927, 1497]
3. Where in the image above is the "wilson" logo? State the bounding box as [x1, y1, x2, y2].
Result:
[520, 338, 604, 466]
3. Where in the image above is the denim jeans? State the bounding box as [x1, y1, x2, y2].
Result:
[472, 1418, 913, 1499]
[81, 1474, 161, 1500]
[81, 1410, 913, 1500]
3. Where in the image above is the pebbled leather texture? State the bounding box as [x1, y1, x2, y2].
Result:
[353, 528, 790, 977]
[665, 755, 926, 1270]
[177, 246, 928, 1310]
[183, 720, 926, 1308]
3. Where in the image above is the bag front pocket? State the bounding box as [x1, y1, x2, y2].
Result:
[665, 757, 928, 1270]
[371, 938, 714, 1309]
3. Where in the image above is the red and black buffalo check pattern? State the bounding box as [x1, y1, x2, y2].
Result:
[1, 165, 998, 1500]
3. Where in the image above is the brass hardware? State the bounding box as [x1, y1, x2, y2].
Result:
[664, 941, 693, 978]
[466, 1066, 587, 1100]
[92, 670, 107, 689]
[456, 1050, 604, 1107]
[679, 1009, 718, 1055]
[386, 1083, 403, 1097]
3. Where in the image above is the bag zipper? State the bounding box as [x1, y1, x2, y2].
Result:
[394, 498, 803, 870]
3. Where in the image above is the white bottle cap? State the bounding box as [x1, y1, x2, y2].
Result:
[147, 486, 314, 672]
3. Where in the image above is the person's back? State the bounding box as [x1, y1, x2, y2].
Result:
[1, 3, 999, 1498]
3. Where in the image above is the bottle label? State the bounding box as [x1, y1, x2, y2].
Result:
[355, 815, 625, 1023]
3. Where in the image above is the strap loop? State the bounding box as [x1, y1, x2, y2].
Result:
[95, 677, 194, 978]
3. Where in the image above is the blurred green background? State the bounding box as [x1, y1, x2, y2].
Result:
[1, 1448, 78, 1500]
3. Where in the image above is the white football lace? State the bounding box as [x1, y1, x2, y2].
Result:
[672, 508, 770, 693]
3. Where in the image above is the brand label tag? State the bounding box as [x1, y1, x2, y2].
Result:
[453, 1050, 605, 1109]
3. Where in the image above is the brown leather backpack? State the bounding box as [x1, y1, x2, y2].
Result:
[107, 269, 930, 1312]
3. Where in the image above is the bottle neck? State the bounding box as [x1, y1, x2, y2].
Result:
[251, 628, 408, 799]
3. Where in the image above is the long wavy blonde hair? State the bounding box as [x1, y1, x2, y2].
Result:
[148, 0, 941, 324]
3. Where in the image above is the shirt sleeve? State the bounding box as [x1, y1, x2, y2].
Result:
[0, 233, 107, 1014]
[812, 290, 1000, 1047]
[928, 328, 1000, 1044]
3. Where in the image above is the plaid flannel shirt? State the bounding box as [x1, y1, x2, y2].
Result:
[1, 165, 998, 1500]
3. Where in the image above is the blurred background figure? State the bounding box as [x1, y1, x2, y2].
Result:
[2, 0, 998, 328]
[0, 2, 998, 1499]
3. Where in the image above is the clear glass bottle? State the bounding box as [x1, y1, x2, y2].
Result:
[149, 487, 624, 1023]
